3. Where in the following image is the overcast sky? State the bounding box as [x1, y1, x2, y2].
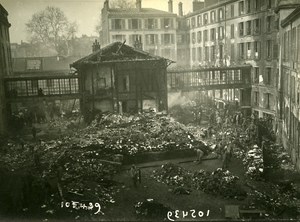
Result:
[1, 0, 193, 44]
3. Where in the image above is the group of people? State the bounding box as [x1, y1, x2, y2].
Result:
[130, 164, 142, 187]
[192, 102, 271, 169]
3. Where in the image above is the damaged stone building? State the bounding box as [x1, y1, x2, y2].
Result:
[99, 0, 279, 121]
[71, 41, 171, 116]
[276, 3, 300, 169]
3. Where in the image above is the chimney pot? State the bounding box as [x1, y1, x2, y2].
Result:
[92, 39, 101, 52]
[178, 2, 183, 16]
[104, 0, 109, 10]
[136, 0, 141, 11]
[168, 0, 173, 13]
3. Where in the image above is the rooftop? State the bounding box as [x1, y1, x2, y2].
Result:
[71, 41, 173, 68]
[0, 4, 10, 27]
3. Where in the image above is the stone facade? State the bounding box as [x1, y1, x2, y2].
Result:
[277, 4, 300, 169]
[0, 4, 12, 134]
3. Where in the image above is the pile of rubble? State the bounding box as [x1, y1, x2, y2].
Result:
[134, 199, 172, 219]
[243, 145, 264, 180]
[248, 182, 299, 217]
[82, 112, 209, 156]
[152, 163, 246, 200]
[193, 168, 246, 199]
[152, 163, 192, 187]
[0, 112, 211, 219]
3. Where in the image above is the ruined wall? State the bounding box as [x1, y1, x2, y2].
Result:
[278, 7, 300, 170]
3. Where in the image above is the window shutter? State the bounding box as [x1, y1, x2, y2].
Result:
[161, 34, 164, 44]
[144, 19, 148, 29]
[171, 34, 174, 44]
[121, 19, 125, 29]
[161, 18, 164, 29]
[128, 19, 132, 29]
[273, 44, 278, 59]
[271, 16, 275, 30]
[154, 19, 158, 29]
[155, 34, 158, 44]
[138, 19, 142, 29]
[110, 19, 114, 29]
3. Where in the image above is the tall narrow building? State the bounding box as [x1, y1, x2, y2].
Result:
[276, 1, 300, 169]
[100, 0, 178, 61]
[0, 4, 12, 134]
[185, 0, 279, 121]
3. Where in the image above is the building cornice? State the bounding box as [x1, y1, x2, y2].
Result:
[274, 4, 300, 13]
[185, 0, 237, 18]
[281, 6, 300, 27]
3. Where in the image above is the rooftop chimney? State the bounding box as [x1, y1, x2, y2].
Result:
[104, 0, 109, 10]
[136, 0, 141, 11]
[178, 2, 183, 16]
[168, 0, 173, 13]
[193, 0, 204, 12]
[92, 39, 101, 52]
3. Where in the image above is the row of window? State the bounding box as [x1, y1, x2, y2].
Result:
[0, 24, 9, 41]
[238, 16, 276, 37]
[283, 25, 300, 63]
[187, 0, 275, 29]
[112, 34, 176, 45]
[191, 45, 225, 62]
[189, 17, 276, 46]
[253, 91, 274, 110]
[190, 40, 276, 63]
[239, 41, 277, 60]
[188, 7, 224, 28]
[191, 26, 225, 44]
[169, 70, 242, 88]
[253, 67, 273, 85]
[110, 18, 175, 30]
[5, 79, 79, 97]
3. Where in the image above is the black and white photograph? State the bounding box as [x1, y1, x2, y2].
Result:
[0, 0, 300, 221]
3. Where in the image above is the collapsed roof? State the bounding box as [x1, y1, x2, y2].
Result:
[71, 41, 174, 69]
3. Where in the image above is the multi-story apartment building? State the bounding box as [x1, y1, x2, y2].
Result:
[0, 4, 12, 134]
[276, 2, 300, 169]
[185, 0, 279, 120]
[100, 0, 178, 61]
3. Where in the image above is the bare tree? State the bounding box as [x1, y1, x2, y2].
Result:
[110, 0, 135, 8]
[26, 6, 78, 56]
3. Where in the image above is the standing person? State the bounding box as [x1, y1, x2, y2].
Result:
[209, 111, 215, 124]
[138, 168, 142, 184]
[235, 113, 240, 126]
[38, 88, 44, 96]
[198, 107, 202, 125]
[130, 165, 138, 187]
[216, 115, 222, 128]
[224, 116, 230, 128]
[32, 126, 37, 140]
[222, 142, 233, 169]
[196, 148, 204, 164]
